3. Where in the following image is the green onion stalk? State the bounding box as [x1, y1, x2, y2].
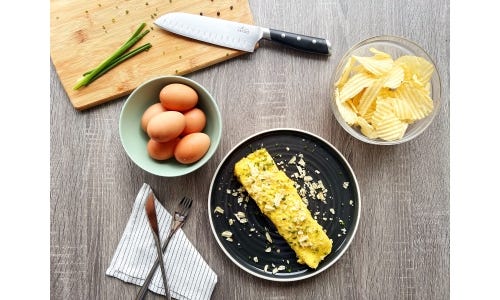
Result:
[73, 23, 151, 90]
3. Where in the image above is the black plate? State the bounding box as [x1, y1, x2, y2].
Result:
[208, 128, 360, 281]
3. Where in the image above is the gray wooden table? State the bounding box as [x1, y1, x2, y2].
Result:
[50, 0, 449, 299]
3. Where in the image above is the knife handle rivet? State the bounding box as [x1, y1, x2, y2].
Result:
[296, 36, 301, 41]
[312, 39, 317, 44]
[281, 33, 286, 38]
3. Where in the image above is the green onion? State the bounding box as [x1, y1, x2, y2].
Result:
[73, 23, 151, 90]
[82, 43, 152, 85]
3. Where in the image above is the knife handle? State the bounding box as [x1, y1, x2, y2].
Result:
[265, 28, 332, 55]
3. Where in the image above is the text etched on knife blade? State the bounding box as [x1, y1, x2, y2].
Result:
[237, 26, 250, 34]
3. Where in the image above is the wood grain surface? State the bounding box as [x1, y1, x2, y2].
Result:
[50, 0, 254, 110]
[50, 0, 450, 299]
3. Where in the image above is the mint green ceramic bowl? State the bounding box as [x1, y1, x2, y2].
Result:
[119, 76, 222, 177]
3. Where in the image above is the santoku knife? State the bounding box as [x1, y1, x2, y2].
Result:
[154, 12, 332, 55]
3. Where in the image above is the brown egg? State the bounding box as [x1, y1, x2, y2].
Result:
[147, 138, 180, 160]
[147, 111, 185, 142]
[141, 103, 166, 132]
[174, 132, 211, 164]
[182, 108, 207, 135]
[159, 83, 198, 111]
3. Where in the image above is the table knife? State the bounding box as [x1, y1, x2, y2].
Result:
[154, 12, 332, 55]
[144, 193, 171, 300]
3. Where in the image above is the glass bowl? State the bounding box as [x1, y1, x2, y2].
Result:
[331, 35, 441, 145]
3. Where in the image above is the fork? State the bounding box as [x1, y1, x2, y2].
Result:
[135, 196, 193, 300]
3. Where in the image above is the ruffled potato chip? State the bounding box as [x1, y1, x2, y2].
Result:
[390, 97, 415, 121]
[335, 56, 355, 88]
[356, 116, 378, 139]
[371, 97, 395, 126]
[357, 77, 385, 116]
[335, 88, 358, 125]
[394, 82, 434, 121]
[395, 55, 434, 84]
[383, 65, 405, 89]
[350, 91, 363, 107]
[368, 47, 392, 59]
[373, 114, 408, 141]
[339, 72, 374, 102]
[362, 97, 378, 124]
[352, 48, 394, 76]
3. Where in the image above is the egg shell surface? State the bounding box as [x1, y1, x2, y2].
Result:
[141, 103, 167, 132]
[147, 138, 180, 160]
[159, 83, 198, 111]
[174, 132, 211, 164]
[147, 111, 186, 142]
[182, 108, 207, 135]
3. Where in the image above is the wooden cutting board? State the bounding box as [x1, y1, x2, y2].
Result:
[50, 0, 254, 110]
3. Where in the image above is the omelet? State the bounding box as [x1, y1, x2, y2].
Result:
[234, 148, 332, 269]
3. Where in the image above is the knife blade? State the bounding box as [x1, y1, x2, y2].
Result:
[154, 12, 332, 55]
[144, 193, 171, 300]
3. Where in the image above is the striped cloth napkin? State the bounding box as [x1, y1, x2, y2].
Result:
[106, 183, 218, 300]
